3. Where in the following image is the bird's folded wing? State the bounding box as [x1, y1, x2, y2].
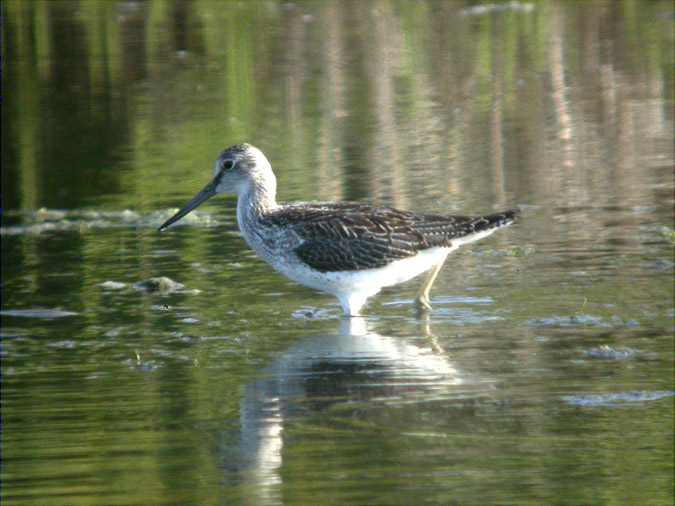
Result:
[264, 203, 518, 273]
[294, 236, 417, 272]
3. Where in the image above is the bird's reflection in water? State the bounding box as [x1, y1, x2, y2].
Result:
[223, 317, 474, 504]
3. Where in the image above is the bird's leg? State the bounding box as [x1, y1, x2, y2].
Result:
[339, 292, 372, 317]
[415, 256, 448, 311]
[416, 310, 446, 353]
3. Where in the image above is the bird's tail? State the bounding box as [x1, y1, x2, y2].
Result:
[453, 208, 519, 245]
[478, 209, 519, 230]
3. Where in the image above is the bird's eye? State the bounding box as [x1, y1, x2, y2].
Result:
[222, 160, 234, 170]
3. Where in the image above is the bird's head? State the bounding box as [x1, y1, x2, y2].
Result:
[158, 143, 275, 231]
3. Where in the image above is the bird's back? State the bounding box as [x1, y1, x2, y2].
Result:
[260, 202, 518, 272]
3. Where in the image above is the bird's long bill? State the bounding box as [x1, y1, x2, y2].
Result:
[158, 181, 217, 231]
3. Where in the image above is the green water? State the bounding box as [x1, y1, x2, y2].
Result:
[2, 1, 673, 505]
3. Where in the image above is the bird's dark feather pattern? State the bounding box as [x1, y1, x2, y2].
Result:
[261, 203, 518, 272]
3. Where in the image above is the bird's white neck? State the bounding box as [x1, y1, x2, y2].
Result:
[236, 177, 278, 238]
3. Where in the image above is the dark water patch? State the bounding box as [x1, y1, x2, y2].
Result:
[0, 329, 25, 339]
[657, 226, 675, 244]
[123, 353, 163, 373]
[292, 307, 335, 320]
[433, 307, 504, 325]
[474, 245, 536, 258]
[645, 258, 674, 272]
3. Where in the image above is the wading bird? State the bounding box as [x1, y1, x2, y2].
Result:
[159, 144, 518, 316]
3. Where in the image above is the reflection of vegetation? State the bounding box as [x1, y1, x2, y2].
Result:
[660, 226, 675, 244]
[2, 1, 673, 504]
[3, 0, 673, 210]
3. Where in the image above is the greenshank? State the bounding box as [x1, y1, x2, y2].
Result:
[159, 143, 518, 316]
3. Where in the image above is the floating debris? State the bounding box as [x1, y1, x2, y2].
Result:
[291, 307, 333, 320]
[35, 207, 67, 221]
[609, 315, 640, 328]
[99, 281, 127, 290]
[421, 295, 494, 306]
[527, 314, 640, 329]
[152, 208, 217, 229]
[104, 328, 123, 338]
[0, 208, 218, 236]
[562, 391, 674, 407]
[125, 358, 162, 373]
[133, 277, 185, 294]
[527, 315, 610, 328]
[119, 209, 142, 222]
[0, 309, 78, 319]
[584, 345, 638, 360]
[461, 1, 534, 16]
[47, 340, 77, 349]
[646, 258, 674, 272]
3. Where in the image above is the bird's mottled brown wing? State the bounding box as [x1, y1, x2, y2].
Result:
[263, 203, 518, 272]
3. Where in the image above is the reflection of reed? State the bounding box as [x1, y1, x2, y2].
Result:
[399, 24, 445, 209]
[548, 3, 575, 170]
[361, 2, 450, 210]
[4, 0, 673, 231]
[490, 13, 506, 209]
[8, 1, 52, 210]
[427, 1, 479, 209]
[281, 5, 309, 177]
[363, 0, 405, 208]
[316, 1, 346, 202]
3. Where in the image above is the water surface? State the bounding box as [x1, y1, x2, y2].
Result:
[2, 1, 673, 505]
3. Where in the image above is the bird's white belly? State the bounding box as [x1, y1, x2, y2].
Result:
[272, 246, 455, 296]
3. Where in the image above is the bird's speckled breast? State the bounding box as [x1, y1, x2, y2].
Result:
[237, 205, 305, 271]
